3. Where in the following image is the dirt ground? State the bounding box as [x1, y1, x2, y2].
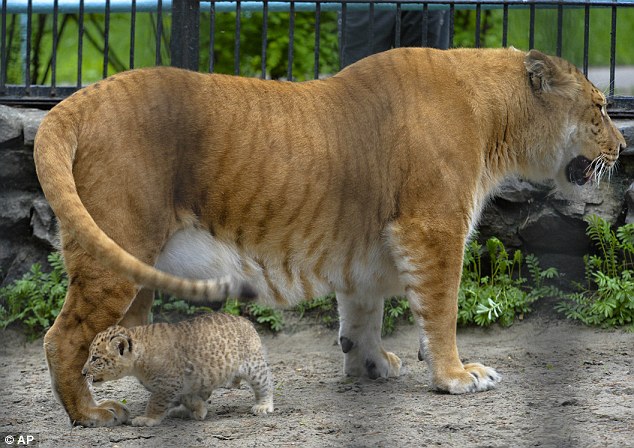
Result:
[0, 302, 632, 448]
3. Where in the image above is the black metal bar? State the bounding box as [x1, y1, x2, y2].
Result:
[51, 0, 58, 92]
[421, 3, 428, 47]
[130, 0, 136, 69]
[155, 0, 162, 65]
[609, 4, 616, 97]
[1, 0, 7, 93]
[103, 0, 110, 77]
[25, 0, 32, 93]
[209, 1, 215, 72]
[287, 1, 295, 79]
[449, 3, 454, 48]
[170, 0, 200, 70]
[313, 1, 320, 80]
[395, 3, 401, 48]
[583, 2, 589, 76]
[339, 1, 346, 70]
[529, 2, 535, 49]
[369, 2, 375, 52]
[556, 2, 563, 57]
[234, 0, 241, 75]
[262, 0, 269, 78]
[77, 0, 84, 87]
[475, 3, 482, 48]
[502, 2, 508, 47]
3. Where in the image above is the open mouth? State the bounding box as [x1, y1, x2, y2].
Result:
[566, 156, 593, 185]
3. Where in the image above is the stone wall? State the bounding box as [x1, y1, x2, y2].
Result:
[0, 105, 633, 287]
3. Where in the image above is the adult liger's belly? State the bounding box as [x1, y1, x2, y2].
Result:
[154, 227, 405, 305]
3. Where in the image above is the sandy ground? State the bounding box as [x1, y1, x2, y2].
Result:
[0, 303, 632, 448]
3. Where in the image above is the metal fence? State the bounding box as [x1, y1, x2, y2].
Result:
[1, 0, 634, 115]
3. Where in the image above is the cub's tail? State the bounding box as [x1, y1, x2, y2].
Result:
[33, 103, 256, 302]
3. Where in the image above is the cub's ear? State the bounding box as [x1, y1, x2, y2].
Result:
[524, 49, 578, 97]
[110, 334, 133, 356]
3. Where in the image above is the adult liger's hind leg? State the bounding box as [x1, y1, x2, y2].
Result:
[44, 233, 164, 426]
[390, 221, 501, 394]
[119, 288, 154, 328]
[336, 292, 402, 379]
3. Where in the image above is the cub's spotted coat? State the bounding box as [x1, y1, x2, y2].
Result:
[82, 313, 274, 426]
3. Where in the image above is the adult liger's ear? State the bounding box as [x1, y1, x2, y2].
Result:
[524, 49, 578, 97]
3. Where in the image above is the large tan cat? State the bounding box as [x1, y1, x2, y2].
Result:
[34, 47, 625, 426]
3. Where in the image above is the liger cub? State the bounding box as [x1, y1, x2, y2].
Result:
[35, 47, 626, 427]
[82, 313, 274, 427]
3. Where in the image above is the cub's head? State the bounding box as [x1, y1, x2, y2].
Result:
[82, 325, 135, 385]
[522, 50, 626, 189]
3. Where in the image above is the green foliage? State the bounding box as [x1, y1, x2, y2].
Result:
[458, 238, 560, 327]
[382, 297, 414, 336]
[0, 252, 67, 338]
[220, 299, 284, 332]
[556, 216, 634, 330]
[151, 293, 213, 318]
[295, 293, 338, 328]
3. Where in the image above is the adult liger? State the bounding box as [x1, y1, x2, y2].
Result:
[34, 48, 625, 426]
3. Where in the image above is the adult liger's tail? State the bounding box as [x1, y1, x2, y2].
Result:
[33, 105, 255, 302]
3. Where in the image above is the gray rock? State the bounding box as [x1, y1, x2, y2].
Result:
[0, 105, 22, 144]
[0, 192, 39, 235]
[31, 196, 58, 248]
[19, 109, 47, 145]
[0, 149, 38, 190]
[0, 243, 51, 288]
[495, 177, 549, 203]
[626, 183, 634, 224]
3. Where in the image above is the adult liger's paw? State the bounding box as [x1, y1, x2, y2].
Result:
[73, 400, 130, 427]
[131, 416, 162, 427]
[434, 363, 501, 394]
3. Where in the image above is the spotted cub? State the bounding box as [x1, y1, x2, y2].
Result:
[82, 313, 274, 427]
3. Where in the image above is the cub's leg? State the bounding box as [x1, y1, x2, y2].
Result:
[118, 288, 154, 328]
[131, 388, 178, 427]
[390, 221, 501, 394]
[168, 395, 208, 421]
[239, 357, 274, 415]
[336, 292, 402, 379]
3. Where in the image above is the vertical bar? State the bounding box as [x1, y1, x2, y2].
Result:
[609, 5, 617, 97]
[313, 1, 320, 80]
[25, 0, 32, 92]
[234, 1, 241, 75]
[556, 2, 563, 57]
[395, 3, 402, 48]
[529, 3, 535, 50]
[103, 0, 110, 78]
[449, 3, 454, 48]
[52, 0, 58, 92]
[170, 0, 200, 70]
[369, 2, 375, 52]
[130, 0, 136, 69]
[209, 1, 215, 72]
[502, 3, 508, 47]
[475, 3, 481, 48]
[288, 1, 295, 80]
[583, 3, 589, 76]
[0, 0, 6, 93]
[421, 3, 428, 47]
[339, 2, 347, 70]
[262, 0, 269, 79]
[155, 0, 162, 65]
[77, 0, 84, 88]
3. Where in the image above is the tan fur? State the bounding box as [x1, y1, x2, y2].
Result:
[35, 47, 626, 426]
[82, 313, 273, 426]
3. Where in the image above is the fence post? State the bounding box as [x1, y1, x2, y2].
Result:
[170, 0, 200, 70]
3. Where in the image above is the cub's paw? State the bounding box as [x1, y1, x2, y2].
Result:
[251, 402, 274, 416]
[74, 400, 130, 427]
[434, 363, 501, 394]
[131, 416, 163, 427]
[167, 405, 192, 420]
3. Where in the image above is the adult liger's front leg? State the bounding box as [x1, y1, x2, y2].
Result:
[336, 292, 401, 379]
[391, 223, 501, 393]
